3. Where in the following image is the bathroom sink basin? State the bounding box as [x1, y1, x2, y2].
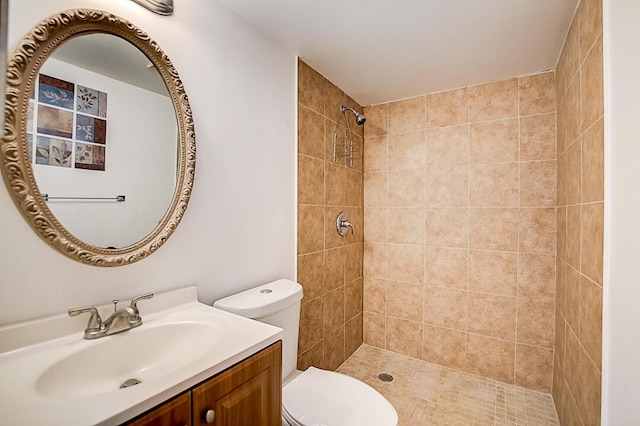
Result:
[36, 321, 222, 398]
[0, 286, 283, 425]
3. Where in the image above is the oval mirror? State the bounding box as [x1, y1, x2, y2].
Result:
[1, 10, 196, 266]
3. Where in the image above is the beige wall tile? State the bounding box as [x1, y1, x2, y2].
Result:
[565, 265, 581, 334]
[422, 325, 467, 369]
[469, 163, 519, 207]
[566, 205, 581, 268]
[364, 135, 388, 172]
[387, 244, 424, 284]
[468, 250, 517, 296]
[467, 292, 517, 340]
[469, 79, 518, 122]
[345, 278, 363, 321]
[425, 208, 469, 248]
[344, 313, 363, 358]
[297, 341, 324, 371]
[386, 281, 423, 322]
[566, 137, 582, 205]
[423, 286, 467, 330]
[557, 151, 568, 207]
[363, 278, 386, 314]
[425, 247, 469, 290]
[323, 286, 345, 336]
[556, 258, 567, 316]
[555, 308, 566, 369]
[298, 105, 325, 159]
[574, 343, 602, 425]
[564, 75, 582, 146]
[515, 344, 553, 391]
[469, 118, 518, 164]
[324, 326, 346, 370]
[387, 208, 425, 245]
[364, 104, 388, 137]
[299, 298, 323, 353]
[388, 130, 425, 171]
[557, 94, 568, 156]
[519, 160, 556, 207]
[388, 96, 426, 134]
[426, 124, 470, 165]
[559, 21, 580, 101]
[364, 208, 387, 242]
[466, 334, 515, 383]
[517, 299, 555, 348]
[426, 87, 468, 128]
[579, 276, 602, 368]
[519, 72, 556, 116]
[425, 163, 468, 208]
[344, 243, 363, 284]
[298, 155, 324, 205]
[298, 59, 325, 113]
[298, 252, 325, 302]
[386, 317, 423, 359]
[298, 205, 324, 254]
[324, 207, 346, 250]
[519, 208, 556, 254]
[578, 0, 603, 62]
[325, 162, 347, 206]
[581, 35, 603, 132]
[469, 208, 519, 251]
[581, 202, 604, 284]
[324, 81, 346, 124]
[363, 312, 386, 348]
[387, 169, 425, 207]
[364, 171, 387, 208]
[581, 117, 604, 203]
[363, 242, 386, 279]
[557, 207, 567, 261]
[346, 168, 363, 207]
[517, 254, 556, 301]
[520, 113, 556, 161]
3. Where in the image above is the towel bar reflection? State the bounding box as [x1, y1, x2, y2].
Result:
[42, 194, 126, 203]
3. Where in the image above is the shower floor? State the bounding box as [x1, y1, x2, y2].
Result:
[337, 345, 559, 426]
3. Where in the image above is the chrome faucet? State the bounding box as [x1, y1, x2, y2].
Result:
[68, 293, 154, 340]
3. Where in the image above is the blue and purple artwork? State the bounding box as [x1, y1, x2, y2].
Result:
[38, 75, 74, 110]
[76, 114, 107, 144]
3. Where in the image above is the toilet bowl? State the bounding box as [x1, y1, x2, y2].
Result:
[214, 279, 398, 426]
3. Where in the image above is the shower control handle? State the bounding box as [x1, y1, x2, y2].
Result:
[336, 212, 354, 237]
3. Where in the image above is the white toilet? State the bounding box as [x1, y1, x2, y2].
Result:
[214, 279, 398, 426]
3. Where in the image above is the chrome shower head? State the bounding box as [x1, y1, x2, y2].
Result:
[341, 106, 366, 126]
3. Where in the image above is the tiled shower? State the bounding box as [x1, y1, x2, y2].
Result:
[296, 0, 603, 424]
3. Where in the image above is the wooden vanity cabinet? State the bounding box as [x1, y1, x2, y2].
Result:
[125, 342, 282, 426]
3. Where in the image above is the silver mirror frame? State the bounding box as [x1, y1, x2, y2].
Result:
[1, 9, 196, 266]
[130, 0, 173, 16]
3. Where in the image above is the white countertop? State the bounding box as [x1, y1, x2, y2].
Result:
[0, 286, 283, 425]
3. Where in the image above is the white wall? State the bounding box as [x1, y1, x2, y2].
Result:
[0, 0, 296, 324]
[35, 57, 177, 248]
[602, 0, 640, 423]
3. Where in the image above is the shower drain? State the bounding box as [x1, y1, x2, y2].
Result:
[377, 373, 394, 382]
[120, 378, 142, 389]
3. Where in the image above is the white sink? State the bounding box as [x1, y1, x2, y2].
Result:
[36, 321, 223, 398]
[0, 286, 283, 426]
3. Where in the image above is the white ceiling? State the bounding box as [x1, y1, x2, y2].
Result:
[216, 0, 579, 106]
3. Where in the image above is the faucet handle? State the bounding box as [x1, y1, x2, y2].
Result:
[129, 293, 154, 312]
[68, 307, 103, 335]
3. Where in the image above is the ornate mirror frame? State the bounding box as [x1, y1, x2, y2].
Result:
[1, 9, 196, 266]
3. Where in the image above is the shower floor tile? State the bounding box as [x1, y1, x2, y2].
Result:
[337, 345, 559, 426]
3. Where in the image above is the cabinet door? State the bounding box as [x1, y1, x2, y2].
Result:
[192, 341, 282, 426]
[126, 392, 191, 426]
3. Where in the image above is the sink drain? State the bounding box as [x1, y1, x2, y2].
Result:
[378, 373, 393, 382]
[120, 378, 142, 389]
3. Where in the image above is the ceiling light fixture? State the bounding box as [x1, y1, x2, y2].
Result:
[130, 0, 173, 16]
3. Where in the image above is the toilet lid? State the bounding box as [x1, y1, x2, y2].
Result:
[282, 367, 398, 426]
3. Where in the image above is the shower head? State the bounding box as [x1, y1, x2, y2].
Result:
[341, 106, 366, 126]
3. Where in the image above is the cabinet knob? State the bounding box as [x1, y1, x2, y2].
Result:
[204, 409, 216, 424]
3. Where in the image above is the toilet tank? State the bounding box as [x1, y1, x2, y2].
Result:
[213, 279, 303, 379]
